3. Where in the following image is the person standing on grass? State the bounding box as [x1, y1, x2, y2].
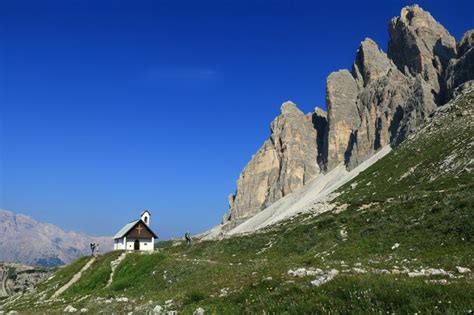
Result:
[185, 231, 192, 245]
[90, 243, 95, 256]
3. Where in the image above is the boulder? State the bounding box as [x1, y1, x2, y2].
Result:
[456, 266, 471, 274]
[193, 307, 205, 315]
[153, 305, 163, 314]
[64, 305, 78, 313]
[310, 269, 339, 287]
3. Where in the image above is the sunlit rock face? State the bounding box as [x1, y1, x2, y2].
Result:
[222, 5, 470, 229]
[388, 4, 456, 104]
[223, 102, 325, 229]
[323, 69, 360, 171]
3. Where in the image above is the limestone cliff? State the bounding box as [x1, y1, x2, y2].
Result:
[446, 30, 474, 99]
[388, 4, 456, 104]
[222, 102, 326, 229]
[325, 5, 457, 171]
[222, 5, 473, 229]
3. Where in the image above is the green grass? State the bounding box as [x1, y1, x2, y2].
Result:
[2, 91, 473, 314]
[35, 255, 90, 297]
[62, 251, 123, 298]
[110, 252, 166, 292]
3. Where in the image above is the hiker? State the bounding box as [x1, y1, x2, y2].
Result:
[95, 243, 100, 256]
[185, 231, 192, 245]
[90, 243, 96, 256]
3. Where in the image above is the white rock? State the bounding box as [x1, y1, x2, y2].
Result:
[116, 297, 129, 302]
[310, 269, 339, 287]
[193, 307, 205, 315]
[456, 266, 471, 274]
[153, 305, 164, 314]
[64, 305, 78, 313]
[288, 267, 322, 277]
[408, 271, 425, 277]
[425, 268, 448, 276]
[219, 288, 229, 297]
[391, 243, 400, 250]
[306, 268, 323, 276]
[290, 268, 307, 277]
[80, 309, 88, 313]
[426, 279, 448, 285]
[165, 299, 174, 306]
[7, 312, 19, 315]
[352, 267, 367, 274]
[339, 229, 348, 240]
[166, 311, 178, 315]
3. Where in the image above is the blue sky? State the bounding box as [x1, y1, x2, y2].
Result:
[1, 0, 472, 239]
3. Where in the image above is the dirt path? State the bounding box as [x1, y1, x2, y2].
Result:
[0, 268, 8, 297]
[51, 257, 96, 299]
[106, 252, 127, 287]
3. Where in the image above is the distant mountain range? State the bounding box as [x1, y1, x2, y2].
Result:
[0, 209, 112, 267]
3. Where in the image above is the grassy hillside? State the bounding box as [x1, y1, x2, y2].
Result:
[1, 91, 473, 314]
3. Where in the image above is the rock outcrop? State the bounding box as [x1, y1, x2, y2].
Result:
[325, 5, 455, 170]
[388, 4, 456, 104]
[0, 262, 51, 297]
[221, 5, 472, 229]
[446, 30, 474, 98]
[223, 102, 325, 229]
[323, 70, 360, 170]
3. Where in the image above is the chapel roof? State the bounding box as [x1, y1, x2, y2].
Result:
[113, 220, 139, 239]
[113, 219, 158, 240]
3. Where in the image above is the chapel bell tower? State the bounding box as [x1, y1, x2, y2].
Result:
[141, 210, 151, 226]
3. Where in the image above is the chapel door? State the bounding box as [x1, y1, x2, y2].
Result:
[134, 240, 140, 251]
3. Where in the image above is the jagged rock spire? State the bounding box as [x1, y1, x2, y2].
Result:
[223, 102, 323, 229]
[388, 4, 457, 103]
[323, 70, 360, 170]
[353, 38, 393, 87]
[223, 5, 471, 229]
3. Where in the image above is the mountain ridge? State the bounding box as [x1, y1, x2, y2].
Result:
[221, 4, 473, 232]
[0, 209, 112, 267]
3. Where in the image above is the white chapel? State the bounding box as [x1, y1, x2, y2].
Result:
[113, 210, 158, 252]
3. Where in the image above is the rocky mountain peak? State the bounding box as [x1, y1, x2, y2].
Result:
[388, 5, 456, 103]
[353, 38, 393, 87]
[458, 30, 474, 57]
[220, 5, 472, 231]
[324, 69, 360, 170]
[313, 107, 327, 117]
[280, 101, 302, 116]
[222, 101, 321, 230]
